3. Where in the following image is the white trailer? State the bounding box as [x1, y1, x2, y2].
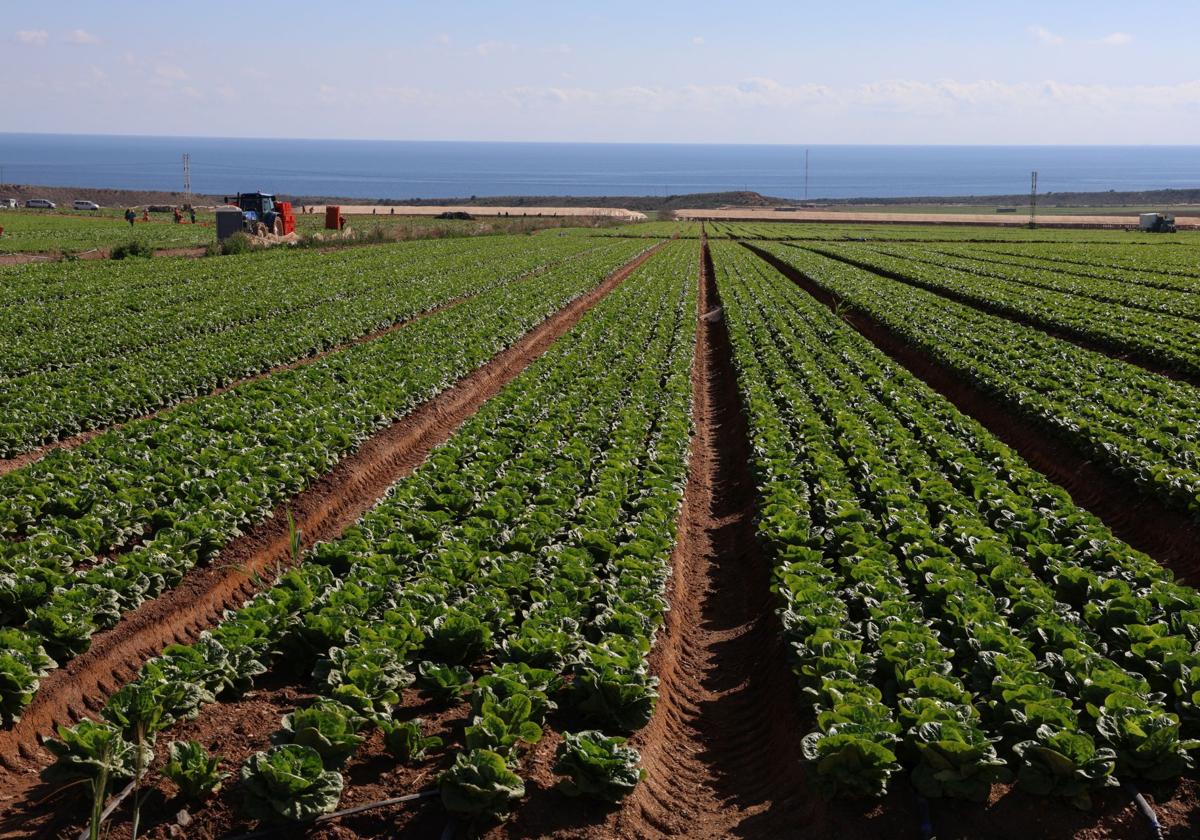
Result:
[1139, 212, 1177, 232]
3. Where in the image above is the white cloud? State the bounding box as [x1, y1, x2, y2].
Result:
[16, 29, 49, 46]
[474, 40, 515, 57]
[434, 33, 451, 46]
[1096, 32, 1133, 46]
[65, 29, 100, 45]
[503, 76, 1200, 117]
[1028, 25, 1064, 46]
[692, 36, 705, 46]
[153, 64, 189, 82]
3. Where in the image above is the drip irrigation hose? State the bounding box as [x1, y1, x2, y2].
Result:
[915, 792, 934, 840]
[77, 779, 137, 840]
[1122, 781, 1165, 840]
[221, 788, 440, 840]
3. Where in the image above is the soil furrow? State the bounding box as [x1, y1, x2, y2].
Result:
[595, 236, 814, 838]
[801, 244, 1200, 389]
[0, 243, 663, 790]
[744, 241, 1200, 582]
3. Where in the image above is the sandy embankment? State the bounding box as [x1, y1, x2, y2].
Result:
[677, 207, 1200, 228]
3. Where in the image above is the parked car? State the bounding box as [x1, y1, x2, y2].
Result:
[0, 198, 16, 209]
[72, 200, 101, 211]
[25, 198, 56, 209]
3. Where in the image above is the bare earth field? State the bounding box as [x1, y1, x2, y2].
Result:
[678, 207, 1200, 228]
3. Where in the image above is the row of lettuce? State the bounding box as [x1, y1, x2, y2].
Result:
[935, 243, 1200, 293]
[38, 240, 697, 830]
[882, 244, 1200, 319]
[1, 235, 602, 380]
[0, 239, 655, 726]
[713, 240, 1200, 805]
[969, 242, 1200, 284]
[752, 242, 1200, 523]
[809, 243, 1200, 380]
[701, 221, 1180, 244]
[0, 236, 618, 457]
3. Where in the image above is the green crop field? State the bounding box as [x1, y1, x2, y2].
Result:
[2, 222, 1199, 839]
[0, 210, 217, 254]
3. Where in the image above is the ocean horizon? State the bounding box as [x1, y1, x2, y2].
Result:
[1, 133, 1198, 201]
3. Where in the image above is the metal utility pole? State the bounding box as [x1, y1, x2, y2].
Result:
[182, 153, 191, 204]
[801, 147, 811, 200]
[1029, 170, 1038, 228]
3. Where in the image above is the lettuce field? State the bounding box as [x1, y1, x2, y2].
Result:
[0, 222, 1198, 838]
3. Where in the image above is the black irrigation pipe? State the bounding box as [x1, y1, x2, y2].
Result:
[221, 788, 440, 840]
[1122, 781, 1165, 840]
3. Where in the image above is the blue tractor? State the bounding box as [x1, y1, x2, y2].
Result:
[226, 192, 281, 235]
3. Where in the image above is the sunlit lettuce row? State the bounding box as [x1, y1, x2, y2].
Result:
[713, 241, 1200, 805]
[40, 240, 697, 825]
[246, 236, 695, 814]
[0, 237, 621, 455]
[739, 246, 1200, 725]
[975, 242, 1200, 287]
[758, 243, 1200, 520]
[0, 235, 603, 381]
[810, 244, 1200, 378]
[874, 244, 1200, 322]
[937, 244, 1200, 296]
[0, 239, 658, 725]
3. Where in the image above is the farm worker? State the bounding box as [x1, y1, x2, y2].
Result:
[142, 209, 149, 222]
[124, 208, 136, 226]
[189, 208, 196, 224]
[173, 207, 182, 224]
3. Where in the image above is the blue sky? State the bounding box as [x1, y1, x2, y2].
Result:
[6, 1, 1199, 143]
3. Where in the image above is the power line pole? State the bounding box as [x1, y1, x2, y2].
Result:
[1029, 170, 1038, 229]
[182, 153, 191, 204]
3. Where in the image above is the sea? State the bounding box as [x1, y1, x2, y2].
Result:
[1, 133, 1198, 201]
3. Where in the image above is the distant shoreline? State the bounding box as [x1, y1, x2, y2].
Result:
[3, 183, 1199, 214]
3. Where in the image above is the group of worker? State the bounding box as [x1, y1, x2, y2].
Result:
[123, 207, 197, 226]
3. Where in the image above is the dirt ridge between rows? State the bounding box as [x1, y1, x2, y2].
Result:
[0, 258, 573, 478]
[0, 243, 663, 786]
[594, 236, 813, 838]
[744, 241, 1200, 582]
[802, 244, 1200, 389]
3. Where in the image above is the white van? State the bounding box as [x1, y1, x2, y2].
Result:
[25, 198, 56, 209]
[72, 200, 101, 211]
